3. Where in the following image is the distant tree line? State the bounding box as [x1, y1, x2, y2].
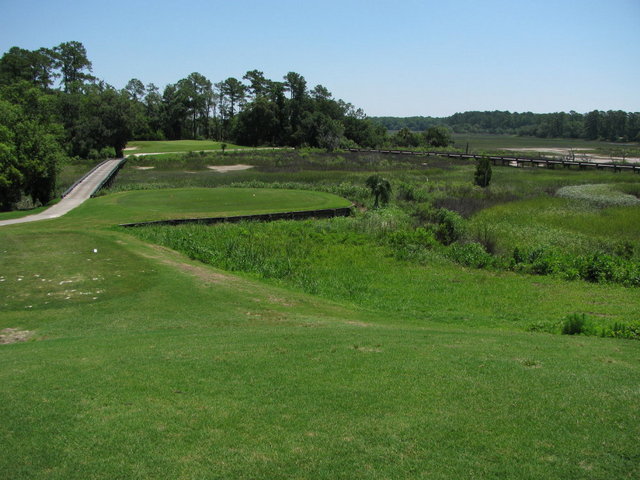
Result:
[372, 110, 640, 142]
[124, 69, 388, 151]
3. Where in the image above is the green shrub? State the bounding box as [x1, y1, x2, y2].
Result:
[387, 228, 438, 261]
[614, 241, 634, 260]
[525, 320, 561, 333]
[601, 322, 640, 340]
[469, 223, 499, 254]
[434, 208, 465, 245]
[561, 313, 588, 335]
[448, 242, 493, 269]
[474, 157, 492, 188]
[576, 253, 617, 283]
[409, 202, 435, 226]
[396, 182, 417, 202]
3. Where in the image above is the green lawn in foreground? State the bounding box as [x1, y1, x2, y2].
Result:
[125, 140, 245, 155]
[1, 221, 638, 479]
[1, 183, 638, 479]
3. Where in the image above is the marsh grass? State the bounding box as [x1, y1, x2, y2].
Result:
[556, 183, 640, 207]
[129, 210, 640, 330]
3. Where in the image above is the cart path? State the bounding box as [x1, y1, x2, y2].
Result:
[0, 158, 123, 227]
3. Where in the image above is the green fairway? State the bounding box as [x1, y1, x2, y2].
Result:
[125, 140, 245, 155]
[66, 188, 351, 226]
[1, 161, 639, 479]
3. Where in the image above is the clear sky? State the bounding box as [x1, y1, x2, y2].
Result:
[1, 0, 639, 117]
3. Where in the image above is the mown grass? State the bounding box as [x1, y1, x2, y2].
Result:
[125, 140, 245, 154]
[64, 187, 350, 226]
[2, 220, 639, 479]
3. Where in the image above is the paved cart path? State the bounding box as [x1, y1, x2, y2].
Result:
[0, 159, 123, 227]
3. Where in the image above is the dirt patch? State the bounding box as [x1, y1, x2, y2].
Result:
[345, 320, 372, 327]
[267, 295, 297, 307]
[351, 344, 382, 353]
[140, 244, 235, 285]
[207, 164, 254, 172]
[0, 328, 32, 345]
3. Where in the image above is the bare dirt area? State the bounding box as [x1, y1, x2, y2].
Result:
[207, 164, 254, 172]
[139, 243, 237, 286]
[505, 148, 640, 164]
[0, 328, 32, 345]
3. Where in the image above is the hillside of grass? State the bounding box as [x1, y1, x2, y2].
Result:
[1, 151, 639, 478]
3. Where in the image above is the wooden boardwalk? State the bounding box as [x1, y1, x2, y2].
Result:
[347, 148, 640, 174]
[0, 158, 127, 227]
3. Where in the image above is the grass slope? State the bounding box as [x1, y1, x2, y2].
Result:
[129, 218, 640, 330]
[1, 185, 639, 479]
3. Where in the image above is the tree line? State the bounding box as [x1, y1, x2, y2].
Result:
[373, 110, 640, 142]
[0, 41, 388, 210]
[126, 70, 388, 151]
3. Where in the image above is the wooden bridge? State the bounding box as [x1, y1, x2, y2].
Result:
[0, 158, 127, 227]
[347, 148, 640, 174]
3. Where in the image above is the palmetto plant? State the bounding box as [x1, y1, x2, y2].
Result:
[365, 174, 391, 208]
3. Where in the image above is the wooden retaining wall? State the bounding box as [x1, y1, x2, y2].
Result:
[119, 205, 353, 228]
[347, 148, 640, 174]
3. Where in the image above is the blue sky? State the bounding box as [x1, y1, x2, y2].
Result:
[1, 0, 639, 116]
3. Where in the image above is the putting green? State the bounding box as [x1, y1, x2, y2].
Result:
[64, 188, 352, 226]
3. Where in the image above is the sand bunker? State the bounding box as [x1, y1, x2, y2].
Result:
[133, 166, 155, 170]
[207, 164, 254, 172]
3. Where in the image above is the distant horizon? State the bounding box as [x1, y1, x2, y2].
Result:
[2, 0, 639, 117]
[368, 108, 640, 118]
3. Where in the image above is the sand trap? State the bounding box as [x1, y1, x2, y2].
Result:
[133, 166, 155, 170]
[123, 146, 139, 151]
[207, 164, 254, 172]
